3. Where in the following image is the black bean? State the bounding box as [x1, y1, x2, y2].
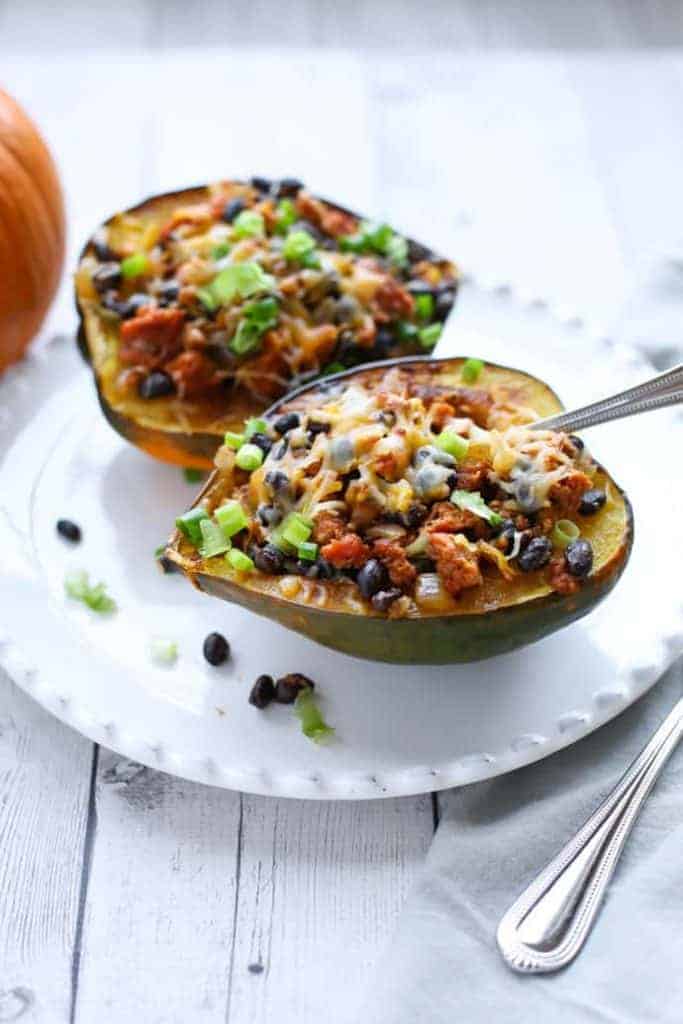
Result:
[277, 178, 303, 197]
[203, 632, 230, 666]
[407, 239, 430, 262]
[275, 672, 314, 703]
[265, 469, 290, 495]
[249, 432, 273, 456]
[257, 505, 282, 528]
[92, 231, 118, 261]
[92, 261, 121, 293]
[307, 420, 331, 438]
[250, 176, 272, 192]
[357, 558, 389, 599]
[517, 536, 552, 572]
[371, 588, 402, 612]
[373, 326, 395, 357]
[273, 412, 300, 436]
[138, 371, 175, 399]
[56, 518, 82, 543]
[102, 292, 151, 319]
[273, 440, 288, 460]
[157, 280, 180, 304]
[222, 198, 245, 223]
[253, 543, 286, 575]
[249, 674, 275, 708]
[333, 295, 358, 324]
[495, 519, 516, 554]
[435, 290, 455, 320]
[565, 539, 593, 578]
[292, 559, 319, 578]
[578, 489, 606, 516]
[316, 558, 336, 580]
[402, 503, 428, 529]
[569, 434, 585, 451]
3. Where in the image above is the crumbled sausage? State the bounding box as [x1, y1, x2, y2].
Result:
[166, 350, 222, 398]
[549, 471, 594, 516]
[313, 511, 346, 546]
[427, 532, 482, 597]
[372, 539, 417, 589]
[119, 308, 185, 367]
[456, 460, 490, 492]
[374, 278, 415, 319]
[426, 501, 487, 538]
[548, 554, 581, 595]
[321, 533, 371, 568]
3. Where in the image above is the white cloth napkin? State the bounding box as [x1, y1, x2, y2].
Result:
[361, 665, 683, 1023]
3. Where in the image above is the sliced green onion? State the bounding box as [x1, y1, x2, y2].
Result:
[461, 357, 484, 384]
[224, 431, 245, 450]
[269, 524, 296, 554]
[227, 548, 254, 573]
[282, 512, 312, 549]
[294, 687, 335, 744]
[274, 198, 297, 234]
[283, 229, 317, 263]
[150, 637, 178, 666]
[233, 209, 265, 238]
[235, 443, 264, 472]
[175, 507, 210, 546]
[297, 541, 318, 562]
[196, 286, 218, 313]
[230, 319, 263, 355]
[215, 500, 249, 538]
[322, 361, 345, 376]
[208, 262, 275, 306]
[385, 233, 408, 269]
[65, 571, 117, 614]
[450, 490, 503, 526]
[395, 320, 418, 343]
[300, 250, 322, 269]
[551, 519, 580, 549]
[418, 323, 442, 349]
[120, 252, 148, 279]
[199, 518, 231, 559]
[211, 242, 231, 260]
[183, 468, 204, 484]
[436, 430, 469, 461]
[245, 297, 279, 326]
[415, 293, 434, 321]
[338, 233, 365, 253]
[154, 544, 167, 560]
[245, 417, 268, 439]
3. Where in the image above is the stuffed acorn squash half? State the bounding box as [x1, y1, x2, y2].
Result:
[76, 178, 458, 468]
[166, 356, 633, 664]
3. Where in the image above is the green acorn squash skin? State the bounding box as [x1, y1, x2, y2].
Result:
[75, 185, 458, 469]
[168, 356, 634, 665]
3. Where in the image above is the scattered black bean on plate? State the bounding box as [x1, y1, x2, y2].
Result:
[249, 674, 275, 709]
[565, 539, 594, 578]
[275, 673, 314, 704]
[203, 632, 230, 666]
[57, 518, 82, 543]
[578, 489, 606, 516]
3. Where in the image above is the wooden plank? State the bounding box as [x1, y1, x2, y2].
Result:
[228, 795, 434, 1024]
[0, 671, 93, 1023]
[72, 752, 242, 1023]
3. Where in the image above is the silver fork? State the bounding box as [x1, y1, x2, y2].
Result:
[497, 698, 683, 973]
[532, 362, 683, 433]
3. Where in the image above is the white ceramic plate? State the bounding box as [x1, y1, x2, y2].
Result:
[1, 281, 682, 799]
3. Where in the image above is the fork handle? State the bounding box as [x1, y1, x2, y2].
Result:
[533, 362, 683, 433]
[497, 698, 683, 974]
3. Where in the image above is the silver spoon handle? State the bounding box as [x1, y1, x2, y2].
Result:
[533, 363, 683, 433]
[497, 697, 683, 974]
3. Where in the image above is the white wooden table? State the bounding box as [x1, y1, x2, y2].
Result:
[2, 48, 683, 1023]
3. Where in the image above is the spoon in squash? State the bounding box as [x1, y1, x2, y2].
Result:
[532, 361, 683, 432]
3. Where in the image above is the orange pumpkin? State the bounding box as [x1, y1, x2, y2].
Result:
[0, 89, 65, 372]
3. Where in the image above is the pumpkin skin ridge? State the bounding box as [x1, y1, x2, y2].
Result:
[75, 184, 458, 468]
[165, 356, 635, 664]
